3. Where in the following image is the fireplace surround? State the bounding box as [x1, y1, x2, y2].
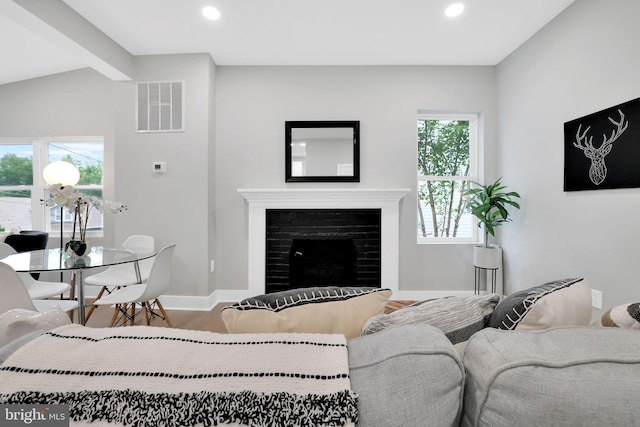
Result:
[238, 188, 410, 297]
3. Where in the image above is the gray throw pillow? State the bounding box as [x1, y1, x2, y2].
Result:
[361, 293, 500, 345]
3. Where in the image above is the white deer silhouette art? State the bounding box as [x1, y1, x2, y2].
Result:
[573, 109, 629, 185]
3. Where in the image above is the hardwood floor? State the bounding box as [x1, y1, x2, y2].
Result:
[77, 299, 415, 332]
[82, 300, 233, 333]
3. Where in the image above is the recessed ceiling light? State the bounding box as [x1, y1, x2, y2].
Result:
[444, 3, 464, 17]
[202, 6, 221, 20]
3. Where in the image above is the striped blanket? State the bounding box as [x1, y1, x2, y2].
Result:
[0, 324, 357, 427]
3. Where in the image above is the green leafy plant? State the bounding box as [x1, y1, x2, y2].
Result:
[464, 177, 521, 248]
[0, 225, 5, 232]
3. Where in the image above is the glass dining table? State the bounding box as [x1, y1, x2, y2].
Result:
[0, 246, 157, 326]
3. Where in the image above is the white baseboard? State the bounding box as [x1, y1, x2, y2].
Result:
[158, 289, 252, 311]
[81, 286, 252, 311]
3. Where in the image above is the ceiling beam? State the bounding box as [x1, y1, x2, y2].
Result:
[0, 0, 133, 81]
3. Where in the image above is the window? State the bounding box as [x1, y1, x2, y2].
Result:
[0, 137, 104, 236]
[417, 113, 479, 244]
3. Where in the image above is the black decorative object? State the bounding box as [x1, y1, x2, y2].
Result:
[65, 239, 88, 257]
[564, 97, 640, 191]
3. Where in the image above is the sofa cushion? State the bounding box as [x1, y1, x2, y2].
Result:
[461, 326, 640, 427]
[221, 286, 391, 339]
[487, 277, 591, 330]
[597, 302, 640, 329]
[361, 293, 499, 348]
[349, 324, 464, 427]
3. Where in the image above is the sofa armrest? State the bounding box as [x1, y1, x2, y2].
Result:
[348, 324, 464, 427]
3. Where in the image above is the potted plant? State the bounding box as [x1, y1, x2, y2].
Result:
[42, 184, 127, 257]
[464, 177, 521, 268]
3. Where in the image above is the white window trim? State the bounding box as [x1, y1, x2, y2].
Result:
[416, 112, 481, 245]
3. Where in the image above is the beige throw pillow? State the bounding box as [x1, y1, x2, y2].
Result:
[597, 303, 640, 329]
[222, 287, 392, 339]
[488, 278, 592, 330]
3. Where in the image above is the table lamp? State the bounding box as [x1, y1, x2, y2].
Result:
[43, 161, 80, 187]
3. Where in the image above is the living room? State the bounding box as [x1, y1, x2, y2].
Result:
[0, 0, 638, 319]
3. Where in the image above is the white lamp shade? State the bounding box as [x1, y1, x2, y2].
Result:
[43, 161, 80, 186]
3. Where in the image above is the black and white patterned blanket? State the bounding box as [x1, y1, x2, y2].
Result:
[0, 324, 357, 427]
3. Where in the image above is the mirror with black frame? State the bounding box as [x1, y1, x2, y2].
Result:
[285, 121, 360, 182]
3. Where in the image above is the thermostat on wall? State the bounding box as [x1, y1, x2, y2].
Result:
[153, 162, 167, 174]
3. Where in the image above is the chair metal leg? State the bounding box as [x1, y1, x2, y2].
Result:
[142, 302, 148, 326]
[122, 303, 129, 327]
[69, 274, 76, 323]
[129, 303, 135, 326]
[144, 301, 154, 325]
[105, 299, 172, 328]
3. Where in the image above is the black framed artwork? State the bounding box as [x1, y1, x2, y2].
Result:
[564, 97, 640, 191]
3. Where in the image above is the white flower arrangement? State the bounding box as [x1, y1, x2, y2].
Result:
[42, 184, 127, 243]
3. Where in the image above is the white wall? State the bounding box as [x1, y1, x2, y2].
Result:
[2, 0, 637, 310]
[0, 55, 217, 304]
[497, 0, 640, 310]
[207, 57, 217, 295]
[0, 68, 114, 138]
[114, 53, 216, 300]
[215, 66, 497, 296]
[0, 67, 117, 248]
[0, 64, 497, 302]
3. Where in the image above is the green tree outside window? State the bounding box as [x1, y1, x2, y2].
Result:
[417, 119, 471, 239]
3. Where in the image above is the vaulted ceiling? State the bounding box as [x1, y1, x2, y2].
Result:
[0, 0, 574, 85]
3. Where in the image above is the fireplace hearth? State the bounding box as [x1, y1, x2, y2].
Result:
[266, 209, 381, 293]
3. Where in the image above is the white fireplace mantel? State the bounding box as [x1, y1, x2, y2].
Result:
[238, 188, 410, 297]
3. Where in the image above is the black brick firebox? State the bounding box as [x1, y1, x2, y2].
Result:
[265, 209, 381, 293]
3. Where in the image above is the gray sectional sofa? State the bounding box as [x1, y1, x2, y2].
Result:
[220, 280, 640, 426]
[348, 323, 640, 427]
[2, 278, 638, 426]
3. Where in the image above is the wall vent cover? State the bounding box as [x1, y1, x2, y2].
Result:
[136, 81, 184, 132]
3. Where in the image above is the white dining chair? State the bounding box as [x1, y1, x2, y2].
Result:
[92, 244, 176, 327]
[0, 242, 72, 301]
[0, 262, 78, 315]
[83, 235, 155, 322]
